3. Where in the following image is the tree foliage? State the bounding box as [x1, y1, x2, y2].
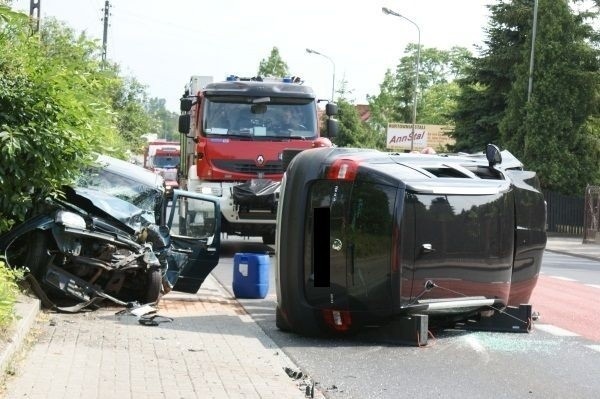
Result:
[368, 44, 471, 132]
[0, 8, 157, 232]
[450, 0, 533, 152]
[257, 47, 289, 77]
[451, 0, 600, 195]
[332, 79, 381, 149]
[146, 97, 179, 142]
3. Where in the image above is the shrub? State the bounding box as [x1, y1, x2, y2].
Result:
[0, 260, 23, 332]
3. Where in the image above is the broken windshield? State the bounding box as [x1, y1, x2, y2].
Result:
[203, 97, 317, 139]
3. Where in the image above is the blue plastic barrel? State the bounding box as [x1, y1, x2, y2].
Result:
[232, 253, 270, 299]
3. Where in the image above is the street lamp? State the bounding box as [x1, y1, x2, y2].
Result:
[306, 48, 336, 102]
[527, 0, 539, 102]
[382, 7, 421, 152]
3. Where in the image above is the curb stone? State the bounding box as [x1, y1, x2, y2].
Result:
[0, 294, 40, 376]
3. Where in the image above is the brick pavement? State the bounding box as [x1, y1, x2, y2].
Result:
[1, 275, 310, 399]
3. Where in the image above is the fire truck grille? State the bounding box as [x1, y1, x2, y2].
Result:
[212, 160, 284, 175]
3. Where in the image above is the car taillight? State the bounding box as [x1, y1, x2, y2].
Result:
[326, 159, 360, 181]
[322, 309, 352, 332]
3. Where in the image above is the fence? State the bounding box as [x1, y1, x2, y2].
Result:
[544, 190, 584, 236]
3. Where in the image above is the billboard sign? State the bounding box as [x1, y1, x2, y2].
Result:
[386, 123, 427, 150]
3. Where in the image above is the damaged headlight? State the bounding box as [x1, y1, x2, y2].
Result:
[55, 211, 86, 230]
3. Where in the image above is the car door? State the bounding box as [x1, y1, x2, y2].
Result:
[166, 189, 221, 293]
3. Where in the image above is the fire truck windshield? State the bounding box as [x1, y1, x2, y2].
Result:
[203, 98, 317, 139]
[153, 155, 180, 168]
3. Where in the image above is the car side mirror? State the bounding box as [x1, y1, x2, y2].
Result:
[486, 144, 502, 167]
[178, 114, 191, 134]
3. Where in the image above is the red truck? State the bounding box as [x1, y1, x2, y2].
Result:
[143, 141, 180, 198]
[177, 75, 338, 244]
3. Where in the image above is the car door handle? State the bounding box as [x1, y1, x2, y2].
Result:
[420, 243, 435, 254]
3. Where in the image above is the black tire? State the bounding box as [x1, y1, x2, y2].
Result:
[25, 230, 52, 279]
[282, 149, 304, 171]
[144, 269, 163, 304]
[275, 305, 292, 332]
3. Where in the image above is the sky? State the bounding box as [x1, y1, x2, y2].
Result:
[13, 0, 492, 112]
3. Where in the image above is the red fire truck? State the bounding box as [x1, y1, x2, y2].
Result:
[177, 75, 338, 244]
[143, 141, 180, 198]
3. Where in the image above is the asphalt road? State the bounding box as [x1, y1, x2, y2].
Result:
[212, 238, 600, 399]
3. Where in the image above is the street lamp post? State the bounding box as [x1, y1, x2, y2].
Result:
[527, 0, 539, 102]
[306, 48, 336, 102]
[382, 7, 421, 152]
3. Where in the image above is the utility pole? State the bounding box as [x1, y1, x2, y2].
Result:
[101, 0, 111, 64]
[29, 0, 41, 34]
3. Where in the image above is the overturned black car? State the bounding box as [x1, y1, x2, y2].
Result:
[0, 155, 221, 309]
[276, 145, 546, 341]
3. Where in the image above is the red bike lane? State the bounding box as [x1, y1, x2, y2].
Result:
[530, 275, 600, 341]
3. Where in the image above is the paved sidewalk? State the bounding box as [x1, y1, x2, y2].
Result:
[1, 275, 313, 399]
[545, 235, 600, 261]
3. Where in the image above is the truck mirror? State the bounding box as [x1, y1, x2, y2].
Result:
[325, 103, 338, 117]
[326, 119, 338, 138]
[178, 114, 191, 134]
[180, 98, 193, 112]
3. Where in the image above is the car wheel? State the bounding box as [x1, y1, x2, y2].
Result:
[144, 269, 163, 304]
[276, 305, 292, 332]
[25, 230, 52, 279]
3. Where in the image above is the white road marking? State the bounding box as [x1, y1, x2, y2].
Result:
[585, 284, 600, 290]
[548, 276, 577, 282]
[586, 345, 600, 353]
[535, 324, 579, 337]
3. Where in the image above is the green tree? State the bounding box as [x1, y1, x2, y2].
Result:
[108, 73, 156, 151]
[146, 97, 179, 142]
[500, 0, 600, 194]
[257, 47, 289, 77]
[452, 0, 600, 195]
[0, 9, 154, 232]
[332, 79, 380, 149]
[368, 45, 471, 130]
[450, 1, 530, 152]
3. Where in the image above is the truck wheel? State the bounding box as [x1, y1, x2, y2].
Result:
[282, 149, 304, 171]
[262, 230, 275, 245]
[144, 269, 163, 304]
